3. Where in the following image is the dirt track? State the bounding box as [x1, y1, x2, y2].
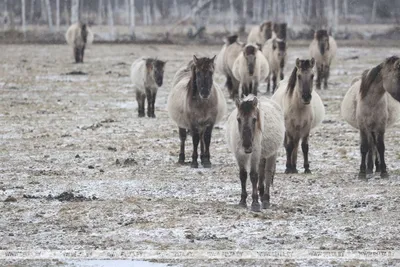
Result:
[1, 44, 400, 267]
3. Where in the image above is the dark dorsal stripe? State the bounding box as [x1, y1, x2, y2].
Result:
[226, 35, 238, 45]
[359, 55, 399, 99]
[245, 45, 256, 55]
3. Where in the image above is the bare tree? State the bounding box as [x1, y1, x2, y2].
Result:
[45, 0, 53, 31]
[343, 0, 348, 19]
[98, 0, 103, 24]
[71, 0, 79, 24]
[229, 0, 234, 33]
[56, 0, 60, 30]
[371, 0, 377, 23]
[40, 0, 48, 22]
[22, 0, 26, 37]
[107, 0, 115, 39]
[29, 0, 35, 22]
[129, 0, 135, 36]
[239, 0, 247, 33]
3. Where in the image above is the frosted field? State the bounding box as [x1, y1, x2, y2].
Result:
[1, 44, 400, 267]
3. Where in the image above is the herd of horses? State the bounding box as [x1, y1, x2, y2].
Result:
[65, 21, 400, 212]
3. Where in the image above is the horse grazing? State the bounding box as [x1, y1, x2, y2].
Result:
[309, 29, 337, 89]
[232, 43, 269, 97]
[247, 21, 274, 45]
[226, 95, 284, 211]
[130, 58, 166, 118]
[65, 23, 94, 63]
[272, 58, 325, 174]
[167, 56, 227, 168]
[262, 37, 287, 93]
[340, 56, 400, 178]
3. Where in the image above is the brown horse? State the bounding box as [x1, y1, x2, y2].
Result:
[167, 56, 227, 168]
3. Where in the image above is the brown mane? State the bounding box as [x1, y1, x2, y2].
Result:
[226, 35, 239, 45]
[238, 99, 261, 131]
[360, 56, 399, 99]
[245, 45, 256, 55]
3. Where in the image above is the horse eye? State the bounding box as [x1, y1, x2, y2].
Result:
[298, 75, 302, 80]
[311, 74, 314, 79]
[237, 118, 241, 124]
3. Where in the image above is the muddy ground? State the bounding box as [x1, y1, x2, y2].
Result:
[0, 44, 400, 267]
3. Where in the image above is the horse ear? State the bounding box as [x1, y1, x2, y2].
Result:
[210, 55, 216, 63]
[295, 58, 301, 69]
[193, 55, 199, 65]
[310, 58, 315, 68]
[256, 43, 262, 51]
[235, 98, 241, 109]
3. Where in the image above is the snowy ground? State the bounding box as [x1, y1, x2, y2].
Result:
[1, 44, 400, 267]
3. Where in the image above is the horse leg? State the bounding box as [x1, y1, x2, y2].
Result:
[250, 161, 260, 212]
[377, 131, 388, 178]
[359, 130, 369, 179]
[316, 63, 322, 90]
[272, 72, 277, 93]
[226, 75, 234, 99]
[239, 166, 248, 207]
[136, 91, 145, 117]
[258, 158, 266, 198]
[262, 154, 276, 209]
[323, 64, 330, 89]
[367, 150, 374, 174]
[191, 128, 200, 168]
[74, 46, 80, 63]
[80, 45, 85, 63]
[178, 128, 186, 164]
[201, 125, 213, 168]
[375, 147, 381, 172]
[284, 133, 294, 173]
[232, 78, 240, 99]
[145, 88, 152, 117]
[266, 74, 271, 93]
[150, 90, 157, 118]
[291, 137, 300, 173]
[302, 134, 311, 174]
[252, 81, 258, 96]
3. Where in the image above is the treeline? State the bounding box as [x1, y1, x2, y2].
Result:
[1, 0, 399, 34]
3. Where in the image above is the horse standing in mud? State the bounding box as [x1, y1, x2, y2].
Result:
[65, 23, 94, 63]
[130, 58, 166, 118]
[226, 95, 284, 211]
[272, 58, 325, 174]
[309, 30, 337, 89]
[167, 56, 227, 168]
[341, 56, 400, 178]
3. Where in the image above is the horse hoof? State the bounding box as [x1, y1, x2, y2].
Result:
[238, 201, 247, 208]
[201, 161, 212, 168]
[380, 171, 389, 178]
[191, 162, 198, 168]
[358, 172, 367, 179]
[304, 169, 312, 174]
[262, 200, 270, 209]
[251, 202, 261, 212]
[284, 169, 291, 174]
[366, 169, 373, 174]
[149, 114, 156, 118]
[178, 159, 185, 165]
[138, 113, 145, 118]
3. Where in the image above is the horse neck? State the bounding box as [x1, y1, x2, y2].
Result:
[362, 79, 385, 104]
[187, 69, 198, 100]
[145, 69, 155, 87]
